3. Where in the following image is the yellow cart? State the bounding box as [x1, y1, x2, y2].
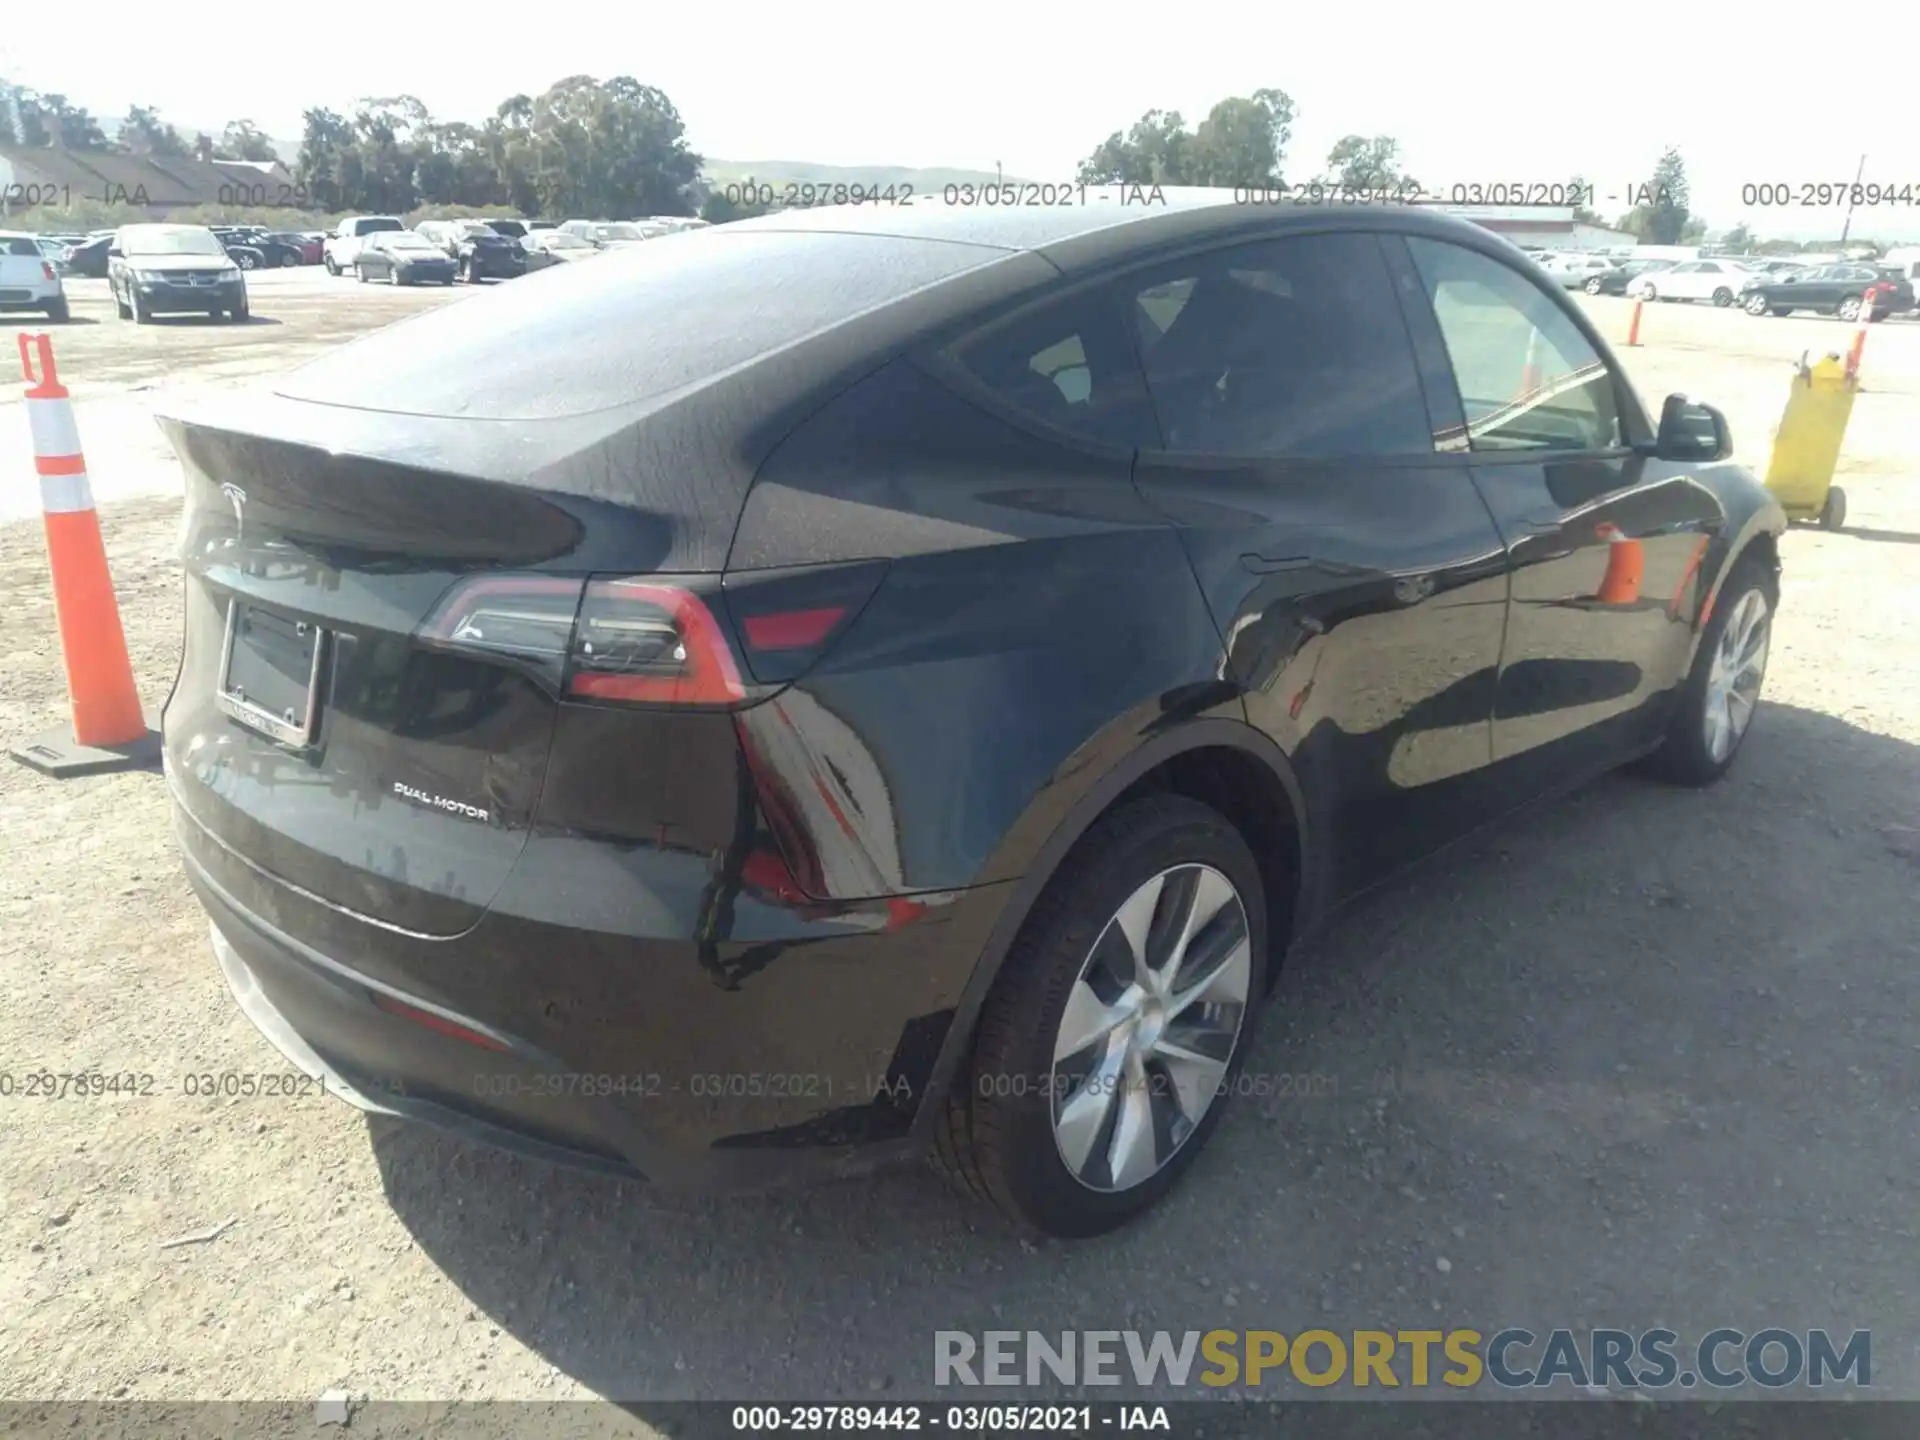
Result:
[1763, 352, 1854, 530]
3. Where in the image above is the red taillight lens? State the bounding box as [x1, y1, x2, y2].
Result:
[418, 575, 585, 688]
[418, 563, 886, 705]
[566, 579, 746, 706]
[42, 262, 56, 281]
[721, 559, 889, 684]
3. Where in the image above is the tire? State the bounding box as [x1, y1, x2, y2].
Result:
[113, 282, 131, 320]
[1744, 293, 1770, 316]
[324, 255, 340, 276]
[1584, 277, 1604, 295]
[131, 289, 151, 325]
[230, 302, 251, 323]
[1638, 556, 1778, 786]
[1837, 295, 1863, 322]
[1711, 287, 1734, 307]
[931, 794, 1269, 1238]
[1820, 485, 1847, 531]
[236, 252, 258, 271]
[1640, 283, 1659, 301]
[1771, 307, 1790, 318]
[357, 264, 369, 283]
[44, 297, 69, 324]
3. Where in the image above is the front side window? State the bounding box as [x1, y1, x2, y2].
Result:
[1124, 232, 1434, 459]
[1406, 237, 1624, 454]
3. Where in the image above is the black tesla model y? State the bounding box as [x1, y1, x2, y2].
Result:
[160, 193, 1786, 1237]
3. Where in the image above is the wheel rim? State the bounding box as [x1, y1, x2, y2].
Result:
[1839, 299, 1859, 320]
[1746, 295, 1767, 314]
[1703, 588, 1770, 763]
[1049, 864, 1252, 1193]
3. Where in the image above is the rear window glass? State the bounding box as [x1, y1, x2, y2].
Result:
[3, 237, 40, 256]
[277, 231, 1001, 420]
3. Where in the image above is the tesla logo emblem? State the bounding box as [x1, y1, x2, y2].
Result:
[220, 483, 247, 540]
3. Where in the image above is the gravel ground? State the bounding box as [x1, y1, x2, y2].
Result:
[1, 287, 1917, 1420]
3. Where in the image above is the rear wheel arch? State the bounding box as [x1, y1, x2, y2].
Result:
[913, 720, 1310, 1135]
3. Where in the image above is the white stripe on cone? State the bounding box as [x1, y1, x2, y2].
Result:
[25, 396, 84, 460]
[40, 470, 95, 514]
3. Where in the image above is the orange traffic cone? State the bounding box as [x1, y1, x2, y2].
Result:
[1626, 297, 1645, 348]
[10, 332, 160, 778]
[1516, 327, 1545, 401]
[1594, 523, 1645, 605]
[1844, 288, 1874, 381]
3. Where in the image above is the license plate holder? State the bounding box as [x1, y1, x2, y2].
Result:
[216, 600, 327, 747]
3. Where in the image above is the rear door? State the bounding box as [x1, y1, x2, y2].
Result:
[1396, 234, 1726, 788]
[1125, 228, 1512, 896]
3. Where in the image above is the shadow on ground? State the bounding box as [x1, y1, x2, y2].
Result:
[371, 701, 1920, 1405]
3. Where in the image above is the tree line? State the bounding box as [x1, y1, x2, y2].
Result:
[2, 77, 1878, 250]
[1073, 93, 1711, 244]
[1, 78, 704, 222]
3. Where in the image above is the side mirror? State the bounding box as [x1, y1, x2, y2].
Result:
[1655, 393, 1732, 463]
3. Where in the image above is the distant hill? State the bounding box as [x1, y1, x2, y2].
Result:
[700, 159, 1018, 194]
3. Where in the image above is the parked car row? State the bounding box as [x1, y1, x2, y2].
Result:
[1532, 248, 1917, 321]
[320, 213, 709, 281]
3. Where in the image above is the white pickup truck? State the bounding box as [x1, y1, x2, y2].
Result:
[0, 231, 69, 322]
[323, 216, 405, 276]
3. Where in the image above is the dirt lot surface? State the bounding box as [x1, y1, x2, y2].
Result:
[2, 277, 1918, 1421]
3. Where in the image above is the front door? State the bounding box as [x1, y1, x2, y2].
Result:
[1122, 230, 1511, 899]
[1396, 234, 1728, 789]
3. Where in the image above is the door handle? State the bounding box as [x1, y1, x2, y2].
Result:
[1241, 553, 1313, 575]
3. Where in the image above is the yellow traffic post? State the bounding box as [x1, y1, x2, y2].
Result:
[1763, 351, 1855, 530]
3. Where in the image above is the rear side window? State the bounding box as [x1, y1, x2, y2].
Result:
[278, 231, 1004, 420]
[1406, 237, 1623, 454]
[3, 238, 40, 257]
[1125, 232, 1434, 459]
[949, 284, 1158, 449]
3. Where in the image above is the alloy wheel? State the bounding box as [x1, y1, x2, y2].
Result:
[1050, 864, 1252, 1193]
[1703, 588, 1770, 763]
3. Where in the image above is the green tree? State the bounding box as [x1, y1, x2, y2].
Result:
[1077, 89, 1294, 187]
[122, 105, 188, 157]
[1566, 173, 1599, 223]
[219, 119, 279, 163]
[1680, 215, 1707, 243]
[513, 75, 701, 218]
[1720, 222, 1753, 251]
[1625, 146, 1691, 244]
[294, 108, 356, 211]
[0, 89, 16, 147]
[14, 90, 52, 147]
[1323, 134, 1414, 191]
[35, 93, 108, 148]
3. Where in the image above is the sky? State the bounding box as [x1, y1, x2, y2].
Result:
[3, 3, 1916, 241]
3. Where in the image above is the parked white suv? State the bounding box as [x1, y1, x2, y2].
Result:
[0, 231, 69, 323]
[1544, 253, 1616, 289]
[1628, 258, 1758, 307]
[323, 216, 406, 276]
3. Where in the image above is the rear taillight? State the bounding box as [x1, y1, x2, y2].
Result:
[721, 560, 889, 684]
[418, 561, 886, 706]
[567, 579, 746, 705]
[41, 262, 55, 282]
[419, 575, 585, 689]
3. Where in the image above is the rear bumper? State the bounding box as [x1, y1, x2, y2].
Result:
[0, 286, 62, 309]
[173, 793, 1008, 1191]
